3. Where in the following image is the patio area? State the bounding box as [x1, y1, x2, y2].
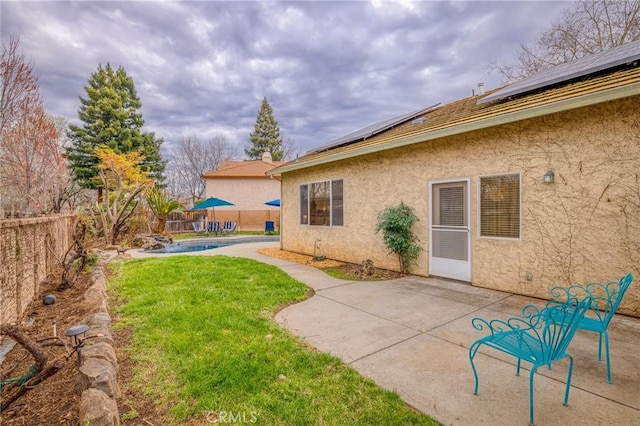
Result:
[273, 271, 640, 425]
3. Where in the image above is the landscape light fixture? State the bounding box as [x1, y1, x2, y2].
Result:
[65, 324, 89, 367]
[543, 170, 555, 184]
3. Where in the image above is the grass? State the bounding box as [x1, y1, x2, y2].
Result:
[109, 256, 436, 425]
[323, 267, 361, 281]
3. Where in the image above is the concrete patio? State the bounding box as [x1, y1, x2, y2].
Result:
[131, 240, 640, 425]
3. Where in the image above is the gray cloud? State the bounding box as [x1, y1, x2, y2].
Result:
[2, 0, 570, 157]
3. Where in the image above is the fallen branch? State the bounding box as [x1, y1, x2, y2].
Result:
[0, 324, 64, 412]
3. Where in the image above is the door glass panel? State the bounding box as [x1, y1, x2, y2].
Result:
[438, 187, 465, 226]
[432, 181, 469, 261]
[432, 229, 468, 261]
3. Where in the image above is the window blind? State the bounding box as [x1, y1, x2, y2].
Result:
[480, 174, 520, 238]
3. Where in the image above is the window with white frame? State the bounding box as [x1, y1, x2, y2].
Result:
[299, 179, 344, 226]
[479, 173, 520, 238]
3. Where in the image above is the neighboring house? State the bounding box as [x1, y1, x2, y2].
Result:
[201, 152, 284, 230]
[269, 42, 640, 316]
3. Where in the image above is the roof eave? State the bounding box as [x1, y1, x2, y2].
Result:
[268, 81, 640, 176]
[202, 174, 279, 179]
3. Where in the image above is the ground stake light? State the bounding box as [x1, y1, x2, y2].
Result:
[65, 324, 89, 367]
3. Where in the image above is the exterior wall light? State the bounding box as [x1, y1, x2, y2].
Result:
[65, 324, 89, 366]
[543, 170, 555, 184]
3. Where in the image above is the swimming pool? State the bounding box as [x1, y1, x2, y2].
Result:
[146, 236, 280, 254]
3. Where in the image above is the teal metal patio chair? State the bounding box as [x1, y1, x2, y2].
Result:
[548, 273, 633, 383]
[469, 296, 592, 425]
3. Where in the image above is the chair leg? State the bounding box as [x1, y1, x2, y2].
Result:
[603, 331, 612, 383]
[469, 343, 481, 395]
[597, 332, 603, 361]
[528, 366, 538, 426]
[563, 355, 574, 406]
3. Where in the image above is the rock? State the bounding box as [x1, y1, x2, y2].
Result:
[85, 325, 115, 346]
[84, 286, 109, 314]
[359, 259, 375, 277]
[82, 342, 118, 368]
[43, 294, 56, 305]
[90, 267, 107, 289]
[87, 312, 112, 327]
[77, 357, 118, 398]
[79, 388, 120, 426]
[142, 241, 165, 251]
[132, 233, 172, 249]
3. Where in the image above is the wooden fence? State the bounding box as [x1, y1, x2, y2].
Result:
[157, 210, 280, 233]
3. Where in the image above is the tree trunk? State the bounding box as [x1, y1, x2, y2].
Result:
[156, 217, 167, 234]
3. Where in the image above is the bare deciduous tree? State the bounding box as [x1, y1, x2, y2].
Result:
[0, 36, 39, 136]
[0, 36, 74, 215]
[493, 0, 640, 81]
[280, 133, 299, 161]
[166, 135, 238, 204]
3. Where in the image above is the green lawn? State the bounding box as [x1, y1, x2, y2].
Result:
[109, 256, 436, 425]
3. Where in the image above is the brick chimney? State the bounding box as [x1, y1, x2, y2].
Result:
[262, 152, 273, 164]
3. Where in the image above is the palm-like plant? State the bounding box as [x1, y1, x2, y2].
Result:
[146, 187, 183, 234]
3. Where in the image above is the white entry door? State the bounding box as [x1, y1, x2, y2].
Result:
[429, 179, 471, 281]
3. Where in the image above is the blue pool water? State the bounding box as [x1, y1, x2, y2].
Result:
[146, 236, 279, 254]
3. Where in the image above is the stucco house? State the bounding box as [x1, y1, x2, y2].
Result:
[201, 152, 284, 231]
[269, 42, 640, 316]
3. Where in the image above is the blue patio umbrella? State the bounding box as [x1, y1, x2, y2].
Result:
[192, 197, 234, 222]
[264, 199, 281, 207]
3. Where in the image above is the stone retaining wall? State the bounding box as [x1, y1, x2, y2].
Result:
[0, 215, 74, 325]
[77, 261, 120, 425]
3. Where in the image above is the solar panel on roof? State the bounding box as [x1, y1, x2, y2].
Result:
[307, 103, 440, 154]
[478, 39, 640, 105]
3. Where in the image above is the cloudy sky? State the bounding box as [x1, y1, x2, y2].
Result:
[2, 1, 572, 158]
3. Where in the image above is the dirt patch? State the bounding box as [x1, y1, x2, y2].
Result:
[113, 324, 171, 425]
[258, 248, 405, 281]
[257, 247, 345, 268]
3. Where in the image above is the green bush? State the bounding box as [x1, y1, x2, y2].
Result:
[375, 202, 422, 273]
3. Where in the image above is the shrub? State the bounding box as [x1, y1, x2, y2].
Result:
[375, 202, 422, 273]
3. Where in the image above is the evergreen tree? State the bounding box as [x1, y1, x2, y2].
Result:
[67, 63, 165, 189]
[245, 97, 284, 161]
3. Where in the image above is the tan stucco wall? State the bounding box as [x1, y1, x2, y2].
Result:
[205, 178, 281, 211]
[280, 96, 640, 316]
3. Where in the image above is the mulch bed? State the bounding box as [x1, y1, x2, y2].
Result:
[257, 248, 405, 280]
[2, 267, 91, 425]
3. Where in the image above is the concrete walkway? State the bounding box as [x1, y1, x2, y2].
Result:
[130, 240, 640, 425]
